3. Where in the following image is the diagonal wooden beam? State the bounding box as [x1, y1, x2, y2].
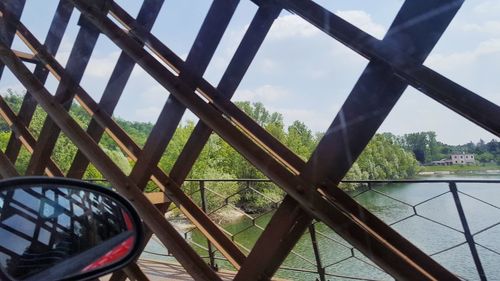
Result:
[123, 263, 150, 281]
[4, 0, 73, 164]
[25, 13, 101, 175]
[67, 0, 163, 179]
[0, 96, 65, 177]
[0, 39, 222, 281]
[0, 147, 19, 178]
[13, 50, 38, 64]
[0, 0, 25, 79]
[235, 1, 465, 280]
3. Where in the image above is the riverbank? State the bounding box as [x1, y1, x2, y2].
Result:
[419, 164, 500, 175]
[419, 169, 500, 176]
[166, 206, 246, 231]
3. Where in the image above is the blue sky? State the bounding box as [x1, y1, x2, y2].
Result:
[1, 0, 499, 145]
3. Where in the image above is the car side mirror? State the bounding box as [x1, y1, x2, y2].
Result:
[0, 177, 143, 281]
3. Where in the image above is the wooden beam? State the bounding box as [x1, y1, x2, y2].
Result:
[119, 202, 173, 281]
[5, 0, 73, 164]
[25, 14, 101, 175]
[76, 4, 166, 280]
[0, 0, 25, 79]
[0, 148, 19, 177]
[0, 96, 65, 177]
[67, 0, 163, 179]
[123, 262, 150, 281]
[13, 49, 38, 63]
[145, 192, 169, 205]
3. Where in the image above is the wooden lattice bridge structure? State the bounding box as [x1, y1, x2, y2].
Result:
[0, 0, 499, 280]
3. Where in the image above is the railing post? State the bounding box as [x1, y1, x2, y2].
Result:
[309, 223, 326, 281]
[449, 182, 486, 281]
[199, 180, 217, 270]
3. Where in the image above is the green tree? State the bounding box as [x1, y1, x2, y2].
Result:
[345, 134, 420, 183]
[285, 120, 315, 159]
[402, 131, 440, 163]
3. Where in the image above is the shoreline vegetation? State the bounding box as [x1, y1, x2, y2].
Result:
[419, 164, 500, 175]
[419, 170, 500, 176]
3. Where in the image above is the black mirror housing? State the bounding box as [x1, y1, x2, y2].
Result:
[0, 177, 143, 281]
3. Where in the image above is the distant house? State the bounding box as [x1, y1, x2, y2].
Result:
[430, 153, 475, 166]
[451, 153, 475, 165]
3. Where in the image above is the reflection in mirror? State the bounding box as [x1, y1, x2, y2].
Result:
[0, 184, 136, 281]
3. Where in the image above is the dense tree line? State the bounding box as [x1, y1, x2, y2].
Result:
[396, 131, 500, 165]
[1, 92, 421, 212]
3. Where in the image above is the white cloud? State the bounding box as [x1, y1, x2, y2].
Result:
[141, 84, 168, 102]
[235, 85, 290, 102]
[426, 38, 500, 70]
[269, 10, 385, 41]
[134, 106, 162, 122]
[131, 65, 147, 78]
[85, 51, 120, 78]
[53, 41, 121, 79]
[474, 1, 500, 14]
[380, 88, 499, 145]
[462, 21, 500, 34]
[335, 10, 386, 39]
[269, 106, 332, 132]
[0, 85, 26, 95]
[268, 15, 320, 40]
[54, 40, 74, 66]
[477, 38, 500, 53]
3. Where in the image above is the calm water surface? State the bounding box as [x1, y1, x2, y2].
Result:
[144, 175, 500, 280]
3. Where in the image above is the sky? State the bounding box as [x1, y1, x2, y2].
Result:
[1, 0, 499, 145]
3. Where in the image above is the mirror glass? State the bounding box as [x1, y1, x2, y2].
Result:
[0, 183, 138, 281]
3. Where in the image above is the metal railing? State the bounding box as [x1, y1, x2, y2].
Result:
[87, 178, 500, 280]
